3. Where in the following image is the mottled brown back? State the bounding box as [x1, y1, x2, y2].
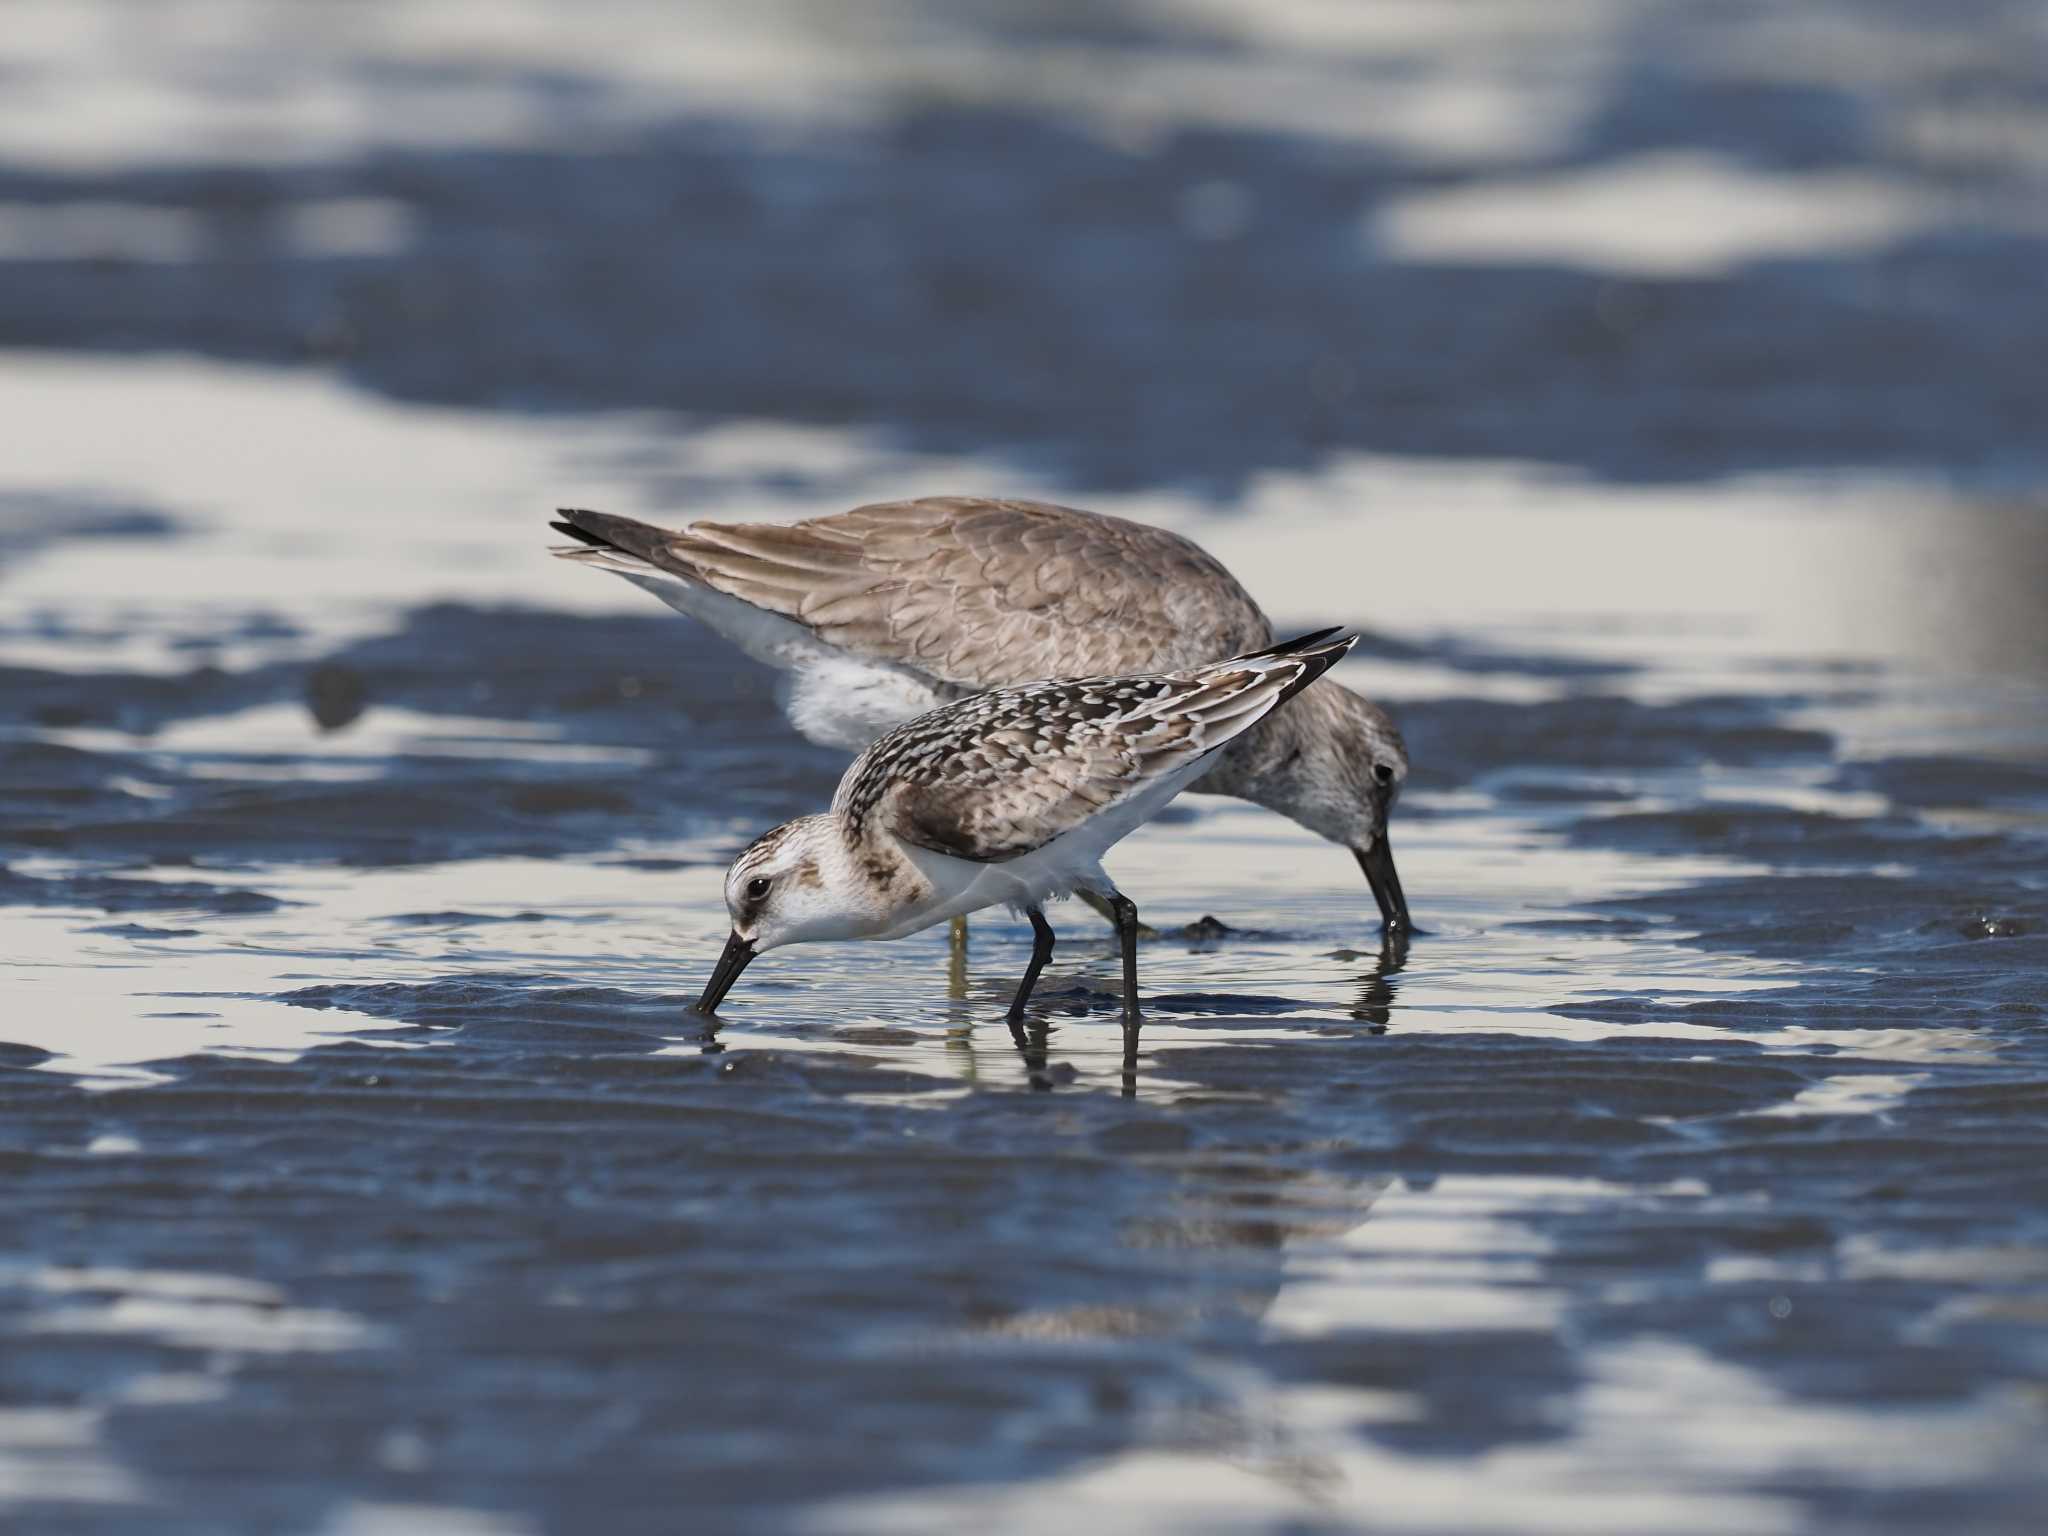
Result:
[832, 631, 1355, 863]
[654, 497, 1274, 688]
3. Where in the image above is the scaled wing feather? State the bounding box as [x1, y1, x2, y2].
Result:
[660, 498, 1275, 689]
[837, 635, 1353, 864]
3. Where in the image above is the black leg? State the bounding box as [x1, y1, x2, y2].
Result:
[1077, 886, 1159, 938]
[1105, 892, 1142, 1029]
[1007, 907, 1057, 1023]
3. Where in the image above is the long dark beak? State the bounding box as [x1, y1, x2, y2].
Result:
[696, 930, 757, 1014]
[1354, 835, 1412, 936]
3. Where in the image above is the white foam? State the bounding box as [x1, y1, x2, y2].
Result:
[317, 1502, 539, 1536]
[1373, 152, 1940, 277]
[25, 1296, 383, 1354]
[0, 0, 1608, 172]
[0, 201, 206, 263]
[0, 1407, 142, 1509]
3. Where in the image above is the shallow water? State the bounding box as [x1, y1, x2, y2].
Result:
[4, 4, 2048, 1534]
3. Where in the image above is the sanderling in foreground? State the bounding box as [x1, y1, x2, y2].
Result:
[550, 498, 1412, 933]
[693, 629, 1359, 1044]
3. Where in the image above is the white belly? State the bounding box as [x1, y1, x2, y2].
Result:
[780, 658, 954, 754]
[623, 568, 949, 752]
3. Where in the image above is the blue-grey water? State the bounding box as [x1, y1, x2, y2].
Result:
[3, 4, 2046, 1533]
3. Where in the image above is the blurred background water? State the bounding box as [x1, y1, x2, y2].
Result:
[2, 3, 2046, 1533]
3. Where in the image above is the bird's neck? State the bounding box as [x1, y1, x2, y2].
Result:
[824, 815, 937, 931]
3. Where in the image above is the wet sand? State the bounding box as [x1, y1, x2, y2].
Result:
[3, 4, 2046, 1533]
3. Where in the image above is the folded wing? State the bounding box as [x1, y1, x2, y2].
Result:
[557, 497, 1274, 688]
[837, 630, 1357, 863]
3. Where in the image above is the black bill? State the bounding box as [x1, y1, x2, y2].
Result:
[1354, 835, 1412, 935]
[696, 930, 757, 1014]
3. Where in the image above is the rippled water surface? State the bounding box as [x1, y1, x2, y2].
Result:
[4, 4, 2047, 1533]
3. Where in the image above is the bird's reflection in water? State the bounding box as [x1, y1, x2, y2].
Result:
[947, 915, 970, 1001]
[1004, 930, 1412, 1094]
[1004, 1013, 1139, 1096]
[1350, 931, 1410, 1031]
[1007, 1014, 1054, 1090]
[688, 926, 1411, 1095]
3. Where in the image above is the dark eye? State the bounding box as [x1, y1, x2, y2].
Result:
[745, 876, 771, 901]
[1373, 762, 1395, 785]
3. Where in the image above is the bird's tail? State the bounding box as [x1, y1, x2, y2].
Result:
[548, 506, 677, 576]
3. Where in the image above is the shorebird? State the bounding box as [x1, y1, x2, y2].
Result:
[550, 497, 1411, 932]
[693, 630, 1359, 1038]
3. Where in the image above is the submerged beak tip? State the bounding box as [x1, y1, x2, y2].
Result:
[1353, 836, 1413, 937]
[696, 929, 758, 1014]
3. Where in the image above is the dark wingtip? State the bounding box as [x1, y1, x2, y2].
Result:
[1242, 625, 1343, 661]
[545, 506, 678, 564]
[1271, 626, 1359, 667]
[552, 512, 622, 552]
[1262, 627, 1358, 709]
